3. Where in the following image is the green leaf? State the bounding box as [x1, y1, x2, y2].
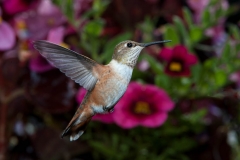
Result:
[214, 70, 227, 87]
[183, 109, 207, 124]
[89, 141, 116, 157]
[191, 64, 201, 83]
[173, 16, 191, 48]
[202, 9, 211, 28]
[190, 26, 203, 42]
[52, 0, 61, 6]
[203, 58, 217, 69]
[92, 0, 110, 18]
[183, 7, 193, 29]
[221, 42, 231, 62]
[155, 74, 170, 90]
[83, 19, 104, 37]
[144, 54, 163, 75]
[170, 137, 197, 152]
[65, 0, 74, 22]
[163, 25, 180, 47]
[229, 24, 240, 40]
[101, 32, 132, 62]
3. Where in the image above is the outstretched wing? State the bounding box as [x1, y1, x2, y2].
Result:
[33, 40, 102, 91]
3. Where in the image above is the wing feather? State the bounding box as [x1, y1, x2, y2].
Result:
[33, 40, 103, 91]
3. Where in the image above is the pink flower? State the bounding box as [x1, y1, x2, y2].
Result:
[37, 0, 60, 16]
[113, 82, 174, 129]
[14, 4, 65, 41]
[187, 0, 209, 23]
[138, 60, 150, 71]
[230, 71, 240, 88]
[74, 0, 92, 18]
[76, 88, 114, 124]
[187, 0, 228, 23]
[2, 0, 38, 15]
[0, 8, 16, 51]
[29, 26, 65, 72]
[159, 45, 198, 77]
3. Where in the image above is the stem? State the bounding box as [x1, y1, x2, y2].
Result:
[0, 103, 7, 160]
[0, 89, 24, 160]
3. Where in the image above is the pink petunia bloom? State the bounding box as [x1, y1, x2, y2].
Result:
[37, 0, 60, 16]
[187, 0, 228, 24]
[187, 0, 209, 23]
[138, 60, 150, 71]
[29, 26, 65, 73]
[14, 2, 66, 41]
[159, 45, 198, 77]
[76, 88, 114, 124]
[74, 0, 92, 18]
[113, 82, 174, 129]
[230, 71, 240, 88]
[3, 0, 39, 15]
[0, 8, 16, 51]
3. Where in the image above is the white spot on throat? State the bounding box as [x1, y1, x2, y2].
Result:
[131, 46, 144, 51]
[109, 60, 133, 82]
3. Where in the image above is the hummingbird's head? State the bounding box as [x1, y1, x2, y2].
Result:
[112, 40, 171, 67]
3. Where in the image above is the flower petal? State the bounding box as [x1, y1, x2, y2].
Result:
[93, 113, 114, 124]
[0, 22, 15, 50]
[185, 53, 198, 65]
[113, 82, 174, 129]
[141, 112, 168, 128]
[29, 54, 55, 72]
[47, 26, 65, 44]
[172, 45, 198, 64]
[164, 65, 191, 77]
[172, 45, 188, 58]
[38, 0, 60, 15]
[159, 47, 173, 61]
[76, 88, 87, 103]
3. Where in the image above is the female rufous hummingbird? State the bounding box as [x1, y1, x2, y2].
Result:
[33, 39, 171, 141]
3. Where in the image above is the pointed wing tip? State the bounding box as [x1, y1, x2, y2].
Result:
[32, 40, 48, 50]
[61, 126, 71, 138]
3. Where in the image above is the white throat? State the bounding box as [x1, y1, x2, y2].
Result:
[109, 60, 133, 82]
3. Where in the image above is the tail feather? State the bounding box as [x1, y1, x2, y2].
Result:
[61, 107, 94, 141]
[70, 131, 84, 141]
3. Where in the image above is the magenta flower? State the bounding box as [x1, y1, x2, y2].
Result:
[113, 82, 174, 129]
[29, 26, 65, 72]
[76, 88, 114, 124]
[187, 0, 228, 23]
[74, 0, 92, 18]
[0, 8, 16, 51]
[37, 0, 60, 16]
[138, 60, 150, 71]
[2, 0, 38, 15]
[230, 71, 240, 88]
[14, 3, 66, 41]
[159, 45, 198, 77]
[187, 0, 209, 23]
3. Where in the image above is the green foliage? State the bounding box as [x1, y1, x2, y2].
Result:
[164, 25, 180, 47]
[100, 32, 132, 63]
[52, 1, 240, 159]
[82, 107, 207, 160]
[159, 5, 240, 98]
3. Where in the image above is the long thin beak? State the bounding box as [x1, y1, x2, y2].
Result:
[142, 40, 172, 47]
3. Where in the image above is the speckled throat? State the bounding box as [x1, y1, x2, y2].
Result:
[112, 45, 144, 68]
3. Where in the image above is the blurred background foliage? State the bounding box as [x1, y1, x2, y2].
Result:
[0, 0, 240, 160]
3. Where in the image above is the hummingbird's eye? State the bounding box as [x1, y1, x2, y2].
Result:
[127, 43, 132, 48]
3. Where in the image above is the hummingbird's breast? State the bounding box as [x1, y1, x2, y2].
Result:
[89, 60, 133, 113]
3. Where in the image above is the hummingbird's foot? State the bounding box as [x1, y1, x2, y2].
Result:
[103, 106, 114, 113]
[109, 108, 114, 113]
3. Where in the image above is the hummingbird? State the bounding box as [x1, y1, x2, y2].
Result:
[33, 39, 171, 141]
